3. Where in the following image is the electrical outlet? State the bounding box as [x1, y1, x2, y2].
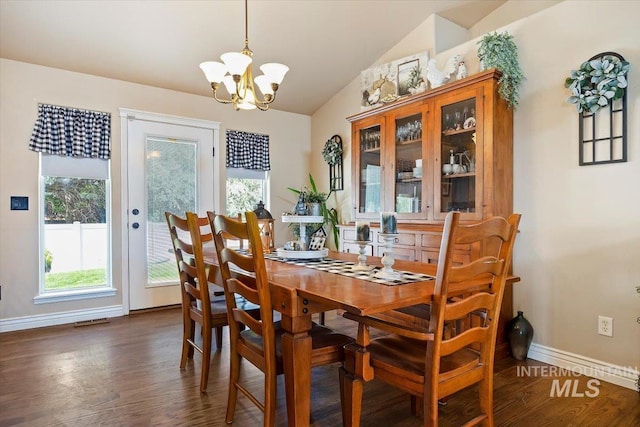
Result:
[598, 316, 613, 337]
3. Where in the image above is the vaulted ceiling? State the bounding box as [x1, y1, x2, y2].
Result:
[1, 0, 511, 115]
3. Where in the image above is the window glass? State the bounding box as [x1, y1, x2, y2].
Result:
[40, 154, 111, 293]
[226, 168, 268, 218]
[146, 137, 196, 284]
[42, 177, 109, 291]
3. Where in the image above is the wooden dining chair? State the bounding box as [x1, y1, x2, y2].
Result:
[209, 211, 353, 427]
[339, 211, 521, 427]
[165, 211, 230, 393]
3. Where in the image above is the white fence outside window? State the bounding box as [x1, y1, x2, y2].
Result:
[45, 222, 107, 273]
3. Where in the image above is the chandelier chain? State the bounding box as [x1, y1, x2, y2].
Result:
[244, 0, 249, 48]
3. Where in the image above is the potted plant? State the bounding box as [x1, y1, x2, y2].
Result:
[304, 190, 328, 216]
[288, 174, 340, 250]
[477, 31, 525, 109]
[44, 248, 53, 273]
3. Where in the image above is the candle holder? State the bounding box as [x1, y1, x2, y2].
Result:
[352, 241, 375, 271]
[374, 233, 402, 280]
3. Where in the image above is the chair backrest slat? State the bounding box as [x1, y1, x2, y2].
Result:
[447, 257, 504, 284]
[440, 326, 488, 356]
[443, 292, 495, 322]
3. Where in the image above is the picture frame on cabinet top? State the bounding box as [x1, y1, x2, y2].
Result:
[360, 51, 429, 111]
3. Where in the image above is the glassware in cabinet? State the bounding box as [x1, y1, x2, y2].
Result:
[435, 93, 483, 220]
[393, 112, 424, 217]
[356, 123, 382, 217]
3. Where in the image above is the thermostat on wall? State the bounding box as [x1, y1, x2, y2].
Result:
[10, 196, 28, 210]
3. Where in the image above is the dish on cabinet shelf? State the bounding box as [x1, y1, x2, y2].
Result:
[463, 117, 476, 129]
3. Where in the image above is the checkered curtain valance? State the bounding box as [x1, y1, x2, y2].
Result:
[225, 130, 270, 171]
[29, 104, 111, 160]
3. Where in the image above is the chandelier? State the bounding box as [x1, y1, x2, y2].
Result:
[199, 0, 289, 111]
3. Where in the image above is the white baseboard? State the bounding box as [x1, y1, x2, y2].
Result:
[0, 305, 125, 333]
[528, 342, 639, 391]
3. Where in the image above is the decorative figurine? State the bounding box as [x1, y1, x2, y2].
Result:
[426, 54, 461, 89]
[294, 193, 308, 215]
[456, 60, 468, 80]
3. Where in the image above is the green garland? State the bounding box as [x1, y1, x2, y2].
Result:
[565, 55, 629, 114]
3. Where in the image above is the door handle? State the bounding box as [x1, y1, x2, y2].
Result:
[132, 208, 140, 215]
[132, 222, 139, 229]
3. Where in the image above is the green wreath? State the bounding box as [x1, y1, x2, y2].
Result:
[322, 137, 342, 166]
[565, 54, 629, 114]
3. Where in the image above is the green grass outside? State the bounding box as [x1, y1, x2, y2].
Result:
[44, 261, 178, 290]
[148, 260, 178, 283]
[45, 269, 106, 290]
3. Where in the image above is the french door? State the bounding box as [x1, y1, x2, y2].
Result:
[120, 109, 219, 310]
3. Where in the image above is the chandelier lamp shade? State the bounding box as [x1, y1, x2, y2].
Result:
[199, 0, 288, 111]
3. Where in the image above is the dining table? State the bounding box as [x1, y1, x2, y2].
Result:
[203, 247, 518, 426]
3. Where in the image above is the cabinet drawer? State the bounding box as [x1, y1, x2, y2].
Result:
[343, 229, 357, 241]
[421, 233, 442, 248]
[377, 246, 417, 261]
[377, 232, 416, 246]
[343, 242, 373, 255]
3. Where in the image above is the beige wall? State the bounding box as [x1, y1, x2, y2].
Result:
[311, 0, 640, 369]
[0, 59, 310, 320]
[469, 0, 562, 39]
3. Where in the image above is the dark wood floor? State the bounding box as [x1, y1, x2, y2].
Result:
[1, 307, 638, 427]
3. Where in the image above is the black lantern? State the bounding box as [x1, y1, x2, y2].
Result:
[253, 201, 275, 252]
[253, 200, 273, 219]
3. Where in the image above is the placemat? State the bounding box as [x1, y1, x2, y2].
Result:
[264, 253, 434, 286]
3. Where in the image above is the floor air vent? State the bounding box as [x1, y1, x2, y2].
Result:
[74, 318, 109, 327]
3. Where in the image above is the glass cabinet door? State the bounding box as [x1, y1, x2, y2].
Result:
[393, 111, 424, 218]
[356, 122, 382, 218]
[434, 89, 483, 220]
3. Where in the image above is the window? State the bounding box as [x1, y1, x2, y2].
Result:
[226, 168, 268, 217]
[35, 155, 114, 302]
[28, 104, 114, 303]
[225, 129, 271, 218]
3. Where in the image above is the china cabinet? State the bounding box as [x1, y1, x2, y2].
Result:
[348, 69, 512, 225]
[342, 69, 515, 357]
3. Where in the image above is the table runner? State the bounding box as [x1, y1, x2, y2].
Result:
[264, 253, 434, 286]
